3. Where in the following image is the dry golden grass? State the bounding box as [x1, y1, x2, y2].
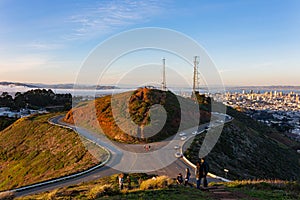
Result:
[0, 113, 107, 191]
[139, 175, 175, 190]
[0, 191, 15, 200]
[88, 184, 118, 199]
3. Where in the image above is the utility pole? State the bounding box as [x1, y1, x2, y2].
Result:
[162, 58, 167, 91]
[193, 56, 199, 95]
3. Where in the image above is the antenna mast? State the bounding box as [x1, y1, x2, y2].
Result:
[162, 58, 167, 91]
[192, 56, 199, 94]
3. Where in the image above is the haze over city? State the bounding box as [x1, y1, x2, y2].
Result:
[0, 0, 300, 86]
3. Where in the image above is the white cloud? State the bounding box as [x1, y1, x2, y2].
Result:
[64, 0, 165, 40]
[25, 41, 64, 51]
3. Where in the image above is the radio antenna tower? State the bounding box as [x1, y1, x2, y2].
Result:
[162, 58, 167, 91]
[192, 56, 199, 94]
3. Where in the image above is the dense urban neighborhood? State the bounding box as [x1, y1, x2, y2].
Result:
[213, 90, 300, 142]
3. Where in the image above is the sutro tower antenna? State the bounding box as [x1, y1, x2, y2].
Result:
[192, 56, 199, 94]
[162, 58, 167, 91]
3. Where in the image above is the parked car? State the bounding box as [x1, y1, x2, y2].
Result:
[180, 136, 187, 141]
[179, 132, 186, 136]
[175, 152, 183, 158]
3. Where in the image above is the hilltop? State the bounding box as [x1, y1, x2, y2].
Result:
[64, 88, 211, 143]
[0, 113, 108, 191]
[185, 105, 300, 181]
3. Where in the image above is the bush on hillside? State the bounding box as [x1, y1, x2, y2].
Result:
[139, 176, 174, 190]
[0, 191, 15, 200]
[88, 184, 119, 199]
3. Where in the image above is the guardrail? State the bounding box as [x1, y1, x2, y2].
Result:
[180, 113, 232, 183]
[7, 116, 111, 193]
[182, 148, 231, 182]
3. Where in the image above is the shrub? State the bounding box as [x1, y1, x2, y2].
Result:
[88, 184, 118, 199]
[0, 191, 15, 200]
[44, 189, 59, 200]
[140, 176, 174, 190]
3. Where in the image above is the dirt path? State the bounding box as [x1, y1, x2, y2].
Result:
[205, 186, 258, 200]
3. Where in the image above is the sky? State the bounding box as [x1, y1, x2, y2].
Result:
[0, 0, 300, 87]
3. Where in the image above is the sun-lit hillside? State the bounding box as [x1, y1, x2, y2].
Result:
[0, 113, 108, 191]
[64, 88, 211, 143]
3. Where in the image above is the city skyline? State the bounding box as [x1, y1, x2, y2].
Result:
[1, 0, 300, 86]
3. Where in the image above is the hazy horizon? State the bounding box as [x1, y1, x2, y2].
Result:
[1, 80, 300, 88]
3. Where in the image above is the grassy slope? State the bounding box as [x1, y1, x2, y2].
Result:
[0, 113, 107, 191]
[185, 106, 300, 181]
[16, 174, 300, 200]
[214, 180, 300, 200]
[16, 174, 210, 200]
[64, 88, 211, 144]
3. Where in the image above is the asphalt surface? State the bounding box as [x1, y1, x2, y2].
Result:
[13, 113, 230, 197]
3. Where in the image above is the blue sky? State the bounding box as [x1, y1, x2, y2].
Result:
[0, 0, 299, 86]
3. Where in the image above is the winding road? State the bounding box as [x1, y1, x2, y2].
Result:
[11, 112, 232, 197]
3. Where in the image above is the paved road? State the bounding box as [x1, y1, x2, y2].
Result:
[13, 112, 231, 197]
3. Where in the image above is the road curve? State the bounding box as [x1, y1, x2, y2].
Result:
[11, 112, 232, 197]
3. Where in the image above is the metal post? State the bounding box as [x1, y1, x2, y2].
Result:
[162, 58, 166, 91]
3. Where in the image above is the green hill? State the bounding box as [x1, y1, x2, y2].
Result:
[64, 88, 211, 143]
[185, 106, 300, 181]
[0, 113, 108, 191]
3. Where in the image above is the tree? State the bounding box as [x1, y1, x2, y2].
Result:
[0, 92, 13, 107]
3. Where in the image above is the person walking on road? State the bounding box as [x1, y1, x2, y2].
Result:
[200, 157, 209, 187]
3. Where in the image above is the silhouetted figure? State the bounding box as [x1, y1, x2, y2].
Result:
[195, 161, 201, 189]
[127, 175, 131, 189]
[176, 173, 183, 185]
[200, 157, 209, 187]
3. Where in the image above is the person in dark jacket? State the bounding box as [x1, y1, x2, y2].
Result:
[176, 173, 183, 185]
[195, 161, 201, 189]
[200, 157, 209, 187]
[126, 175, 131, 189]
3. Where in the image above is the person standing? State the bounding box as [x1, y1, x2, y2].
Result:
[184, 168, 192, 187]
[118, 173, 124, 190]
[195, 161, 201, 189]
[127, 175, 131, 189]
[200, 157, 209, 187]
